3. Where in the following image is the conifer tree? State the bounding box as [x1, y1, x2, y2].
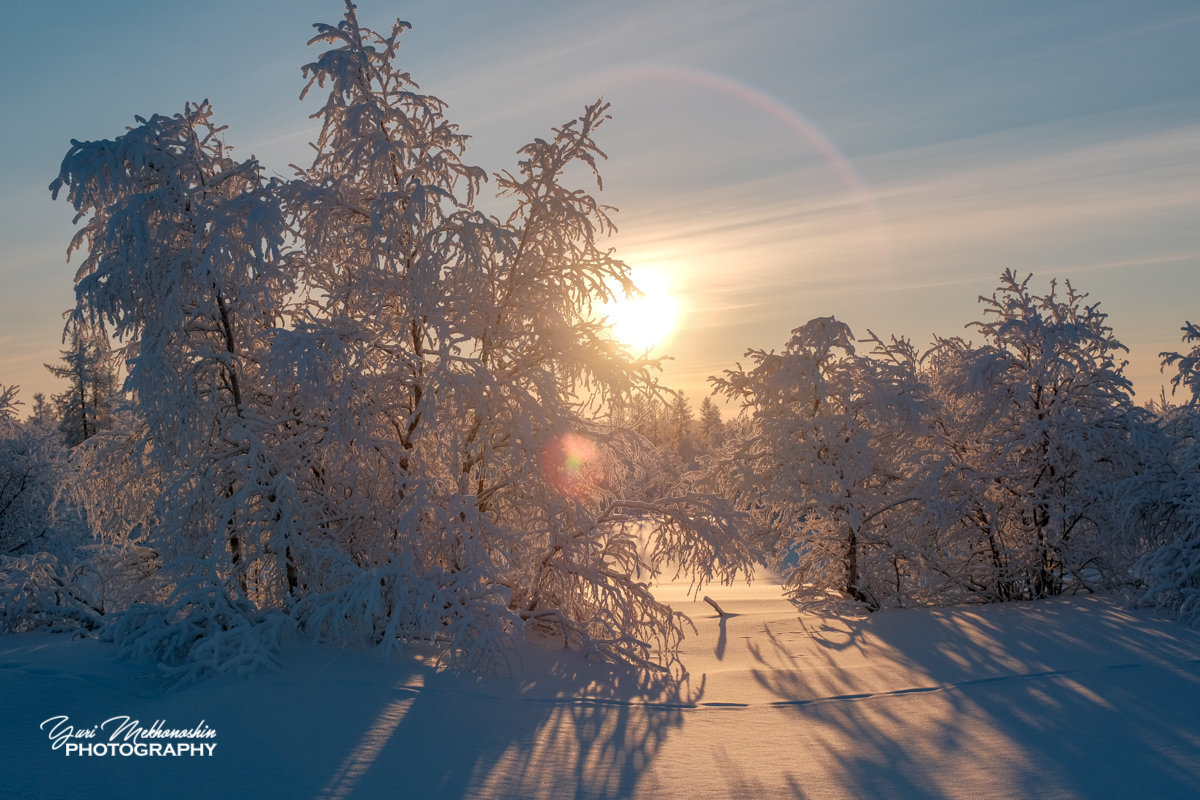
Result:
[698, 395, 724, 450]
[45, 322, 117, 447]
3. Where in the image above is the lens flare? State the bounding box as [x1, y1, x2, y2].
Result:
[541, 433, 601, 498]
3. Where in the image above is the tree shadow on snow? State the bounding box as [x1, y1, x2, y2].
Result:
[312, 646, 700, 800]
[748, 596, 1200, 799]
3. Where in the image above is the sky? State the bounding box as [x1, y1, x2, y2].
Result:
[2, 0, 1198, 410]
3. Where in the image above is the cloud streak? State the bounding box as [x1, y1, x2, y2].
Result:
[613, 118, 1200, 401]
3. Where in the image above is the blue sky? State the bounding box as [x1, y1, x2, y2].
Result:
[2, 0, 1198, 407]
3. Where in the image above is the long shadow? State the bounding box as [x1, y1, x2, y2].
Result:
[747, 595, 1200, 799]
[714, 612, 742, 661]
[311, 647, 700, 800]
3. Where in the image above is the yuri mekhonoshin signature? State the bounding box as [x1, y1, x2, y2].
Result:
[40, 715, 218, 757]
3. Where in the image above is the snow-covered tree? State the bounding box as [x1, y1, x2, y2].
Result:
[698, 396, 725, 451]
[0, 385, 100, 634]
[667, 391, 695, 463]
[714, 318, 930, 609]
[29, 394, 54, 430]
[0, 385, 19, 431]
[47, 1, 751, 679]
[937, 271, 1140, 599]
[45, 321, 118, 447]
[0, 386, 78, 559]
[1162, 321, 1200, 406]
[1129, 324, 1200, 623]
[711, 273, 1148, 610]
[51, 99, 295, 679]
[277, 2, 751, 670]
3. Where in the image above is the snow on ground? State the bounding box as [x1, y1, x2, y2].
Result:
[5, 577, 1200, 799]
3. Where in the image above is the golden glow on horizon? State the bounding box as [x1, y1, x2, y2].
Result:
[605, 267, 680, 353]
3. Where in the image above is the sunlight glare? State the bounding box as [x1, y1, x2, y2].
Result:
[606, 268, 680, 353]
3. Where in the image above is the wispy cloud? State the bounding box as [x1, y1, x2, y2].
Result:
[614, 118, 1200, 400]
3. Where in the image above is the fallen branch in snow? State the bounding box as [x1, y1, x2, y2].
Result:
[703, 596, 728, 617]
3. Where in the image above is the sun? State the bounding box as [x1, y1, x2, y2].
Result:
[605, 268, 680, 353]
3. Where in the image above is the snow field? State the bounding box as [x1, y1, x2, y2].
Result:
[5, 578, 1200, 799]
